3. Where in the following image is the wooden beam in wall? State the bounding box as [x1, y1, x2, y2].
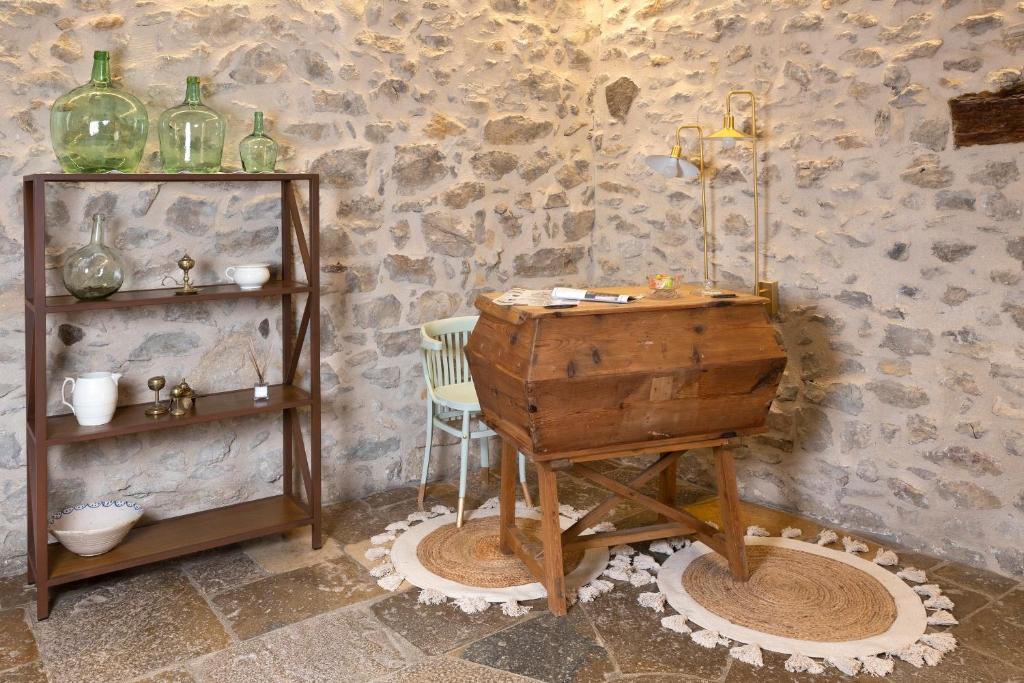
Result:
[949, 84, 1024, 148]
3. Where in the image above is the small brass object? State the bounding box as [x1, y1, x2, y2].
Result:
[169, 380, 195, 417]
[173, 253, 200, 295]
[145, 376, 168, 417]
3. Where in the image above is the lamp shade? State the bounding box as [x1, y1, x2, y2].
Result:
[645, 154, 700, 179]
[707, 125, 750, 139]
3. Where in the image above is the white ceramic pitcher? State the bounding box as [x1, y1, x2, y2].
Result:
[62, 372, 121, 426]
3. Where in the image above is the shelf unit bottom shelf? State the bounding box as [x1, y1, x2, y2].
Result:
[47, 495, 312, 586]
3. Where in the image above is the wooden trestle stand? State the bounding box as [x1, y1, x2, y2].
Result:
[465, 285, 787, 616]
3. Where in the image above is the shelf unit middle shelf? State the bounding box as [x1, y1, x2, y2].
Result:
[40, 280, 311, 313]
[45, 385, 312, 445]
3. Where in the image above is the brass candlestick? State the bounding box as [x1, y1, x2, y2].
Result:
[145, 376, 168, 416]
[169, 379, 195, 416]
[174, 253, 199, 295]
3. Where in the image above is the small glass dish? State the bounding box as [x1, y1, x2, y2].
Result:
[647, 273, 680, 299]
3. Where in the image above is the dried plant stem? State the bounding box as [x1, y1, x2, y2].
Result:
[247, 338, 268, 385]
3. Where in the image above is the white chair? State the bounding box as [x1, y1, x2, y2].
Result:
[419, 315, 532, 527]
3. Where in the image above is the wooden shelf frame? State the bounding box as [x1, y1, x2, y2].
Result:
[23, 173, 322, 619]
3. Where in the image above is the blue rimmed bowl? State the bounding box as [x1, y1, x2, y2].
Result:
[49, 500, 144, 556]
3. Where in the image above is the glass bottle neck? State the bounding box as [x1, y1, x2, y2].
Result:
[252, 112, 265, 135]
[90, 53, 111, 86]
[184, 78, 202, 105]
[90, 216, 106, 245]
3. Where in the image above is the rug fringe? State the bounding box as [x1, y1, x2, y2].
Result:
[668, 536, 689, 550]
[454, 596, 489, 614]
[919, 632, 957, 653]
[926, 610, 958, 626]
[589, 521, 616, 533]
[780, 526, 802, 538]
[924, 595, 955, 611]
[842, 536, 869, 553]
[745, 525, 770, 537]
[406, 511, 431, 523]
[873, 548, 899, 566]
[632, 553, 660, 571]
[610, 544, 636, 556]
[418, 588, 448, 605]
[365, 546, 390, 561]
[384, 520, 410, 532]
[784, 653, 825, 674]
[649, 540, 675, 555]
[370, 531, 397, 546]
[369, 561, 395, 578]
[891, 642, 943, 667]
[501, 600, 531, 617]
[858, 655, 894, 677]
[377, 573, 405, 591]
[896, 567, 927, 583]
[691, 629, 728, 649]
[826, 655, 862, 675]
[628, 570, 656, 587]
[429, 504, 452, 516]
[577, 579, 614, 603]
[661, 614, 691, 634]
[637, 591, 667, 612]
[913, 583, 942, 598]
[729, 643, 763, 667]
[816, 529, 838, 546]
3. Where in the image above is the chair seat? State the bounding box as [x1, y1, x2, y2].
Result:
[433, 381, 481, 411]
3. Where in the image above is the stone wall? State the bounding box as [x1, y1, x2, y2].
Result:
[591, 0, 1024, 576]
[1, 0, 1022, 578]
[0, 0, 601, 574]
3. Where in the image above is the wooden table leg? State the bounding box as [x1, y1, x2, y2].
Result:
[657, 451, 678, 522]
[714, 445, 749, 581]
[498, 438, 517, 555]
[536, 461, 567, 616]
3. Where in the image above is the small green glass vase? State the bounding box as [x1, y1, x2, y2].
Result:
[62, 214, 125, 300]
[239, 112, 278, 173]
[158, 76, 225, 173]
[49, 51, 149, 173]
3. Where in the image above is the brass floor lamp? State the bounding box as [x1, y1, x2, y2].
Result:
[707, 90, 779, 316]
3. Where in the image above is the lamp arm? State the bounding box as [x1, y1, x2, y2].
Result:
[671, 124, 710, 284]
[725, 90, 759, 294]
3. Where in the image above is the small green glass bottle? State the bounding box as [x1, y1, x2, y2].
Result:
[49, 50, 149, 173]
[239, 112, 278, 173]
[158, 76, 225, 173]
[62, 214, 125, 300]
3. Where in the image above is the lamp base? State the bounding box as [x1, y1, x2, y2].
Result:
[757, 280, 780, 317]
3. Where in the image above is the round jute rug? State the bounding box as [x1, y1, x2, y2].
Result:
[390, 508, 609, 602]
[657, 537, 927, 660]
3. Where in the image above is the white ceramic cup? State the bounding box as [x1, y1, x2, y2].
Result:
[225, 264, 271, 290]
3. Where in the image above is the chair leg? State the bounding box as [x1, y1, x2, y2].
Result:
[457, 411, 471, 528]
[518, 452, 534, 508]
[418, 399, 434, 509]
[480, 434, 490, 486]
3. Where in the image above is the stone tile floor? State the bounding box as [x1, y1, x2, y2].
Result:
[2, 466, 1023, 683]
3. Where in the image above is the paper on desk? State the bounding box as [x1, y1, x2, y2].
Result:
[493, 288, 577, 307]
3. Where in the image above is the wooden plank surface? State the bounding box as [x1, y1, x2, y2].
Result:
[48, 495, 310, 585]
[47, 385, 312, 444]
[45, 281, 311, 313]
[950, 84, 1024, 148]
[475, 285, 766, 322]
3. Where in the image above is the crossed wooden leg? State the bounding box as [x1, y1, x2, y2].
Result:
[498, 440, 748, 616]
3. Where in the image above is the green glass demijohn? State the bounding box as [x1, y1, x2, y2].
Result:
[158, 76, 225, 173]
[239, 112, 278, 173]
[49, 51, 149, 173]
[62, 214, 125, 300]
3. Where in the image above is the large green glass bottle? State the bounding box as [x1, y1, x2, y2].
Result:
[239, 112, 278, 173]
[158, 76, 225, 173]
[49, 51, 149, 173]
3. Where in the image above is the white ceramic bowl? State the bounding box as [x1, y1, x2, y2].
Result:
[49, 500, 144, 556]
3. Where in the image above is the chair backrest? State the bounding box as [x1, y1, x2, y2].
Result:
[420, 315, 478, 392]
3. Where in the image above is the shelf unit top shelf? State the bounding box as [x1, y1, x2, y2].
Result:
[25, 172, 318, 183]
[47, 495, 311, 585]
[40, 280, 311, 313]
[45, 384, 311, 445]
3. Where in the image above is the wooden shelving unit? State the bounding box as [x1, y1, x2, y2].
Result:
[23, 172, 322, 619]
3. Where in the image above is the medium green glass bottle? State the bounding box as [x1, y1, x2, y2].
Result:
[49, 51, 149, 173]
[158, 76, 225, 173]
[239, 112, 278, 173]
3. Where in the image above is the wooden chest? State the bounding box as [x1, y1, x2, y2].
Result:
[465, 285, 787, 457]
